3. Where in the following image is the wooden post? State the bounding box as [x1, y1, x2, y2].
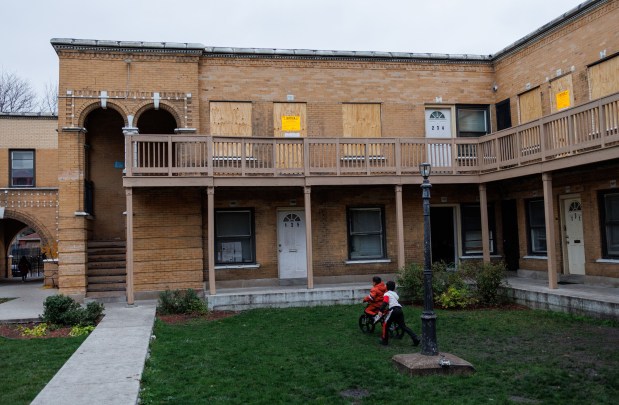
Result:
[542, 173, 558, 289]
[304, 186, 314, 289]
[207, 187, 216, 295]
[125, 188, 134, 305]
[479, 183, 491, 263]
[395, 185, 405, 270]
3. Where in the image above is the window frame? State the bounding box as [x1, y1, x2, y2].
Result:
[214, 208, 256, 265]
[456, 105, 490, 138]
[9, 149, 35, 188]
[599, 190, 619, 259]
[526, 199, 547, 255]
[460, 204, 496, 256]
[347, 206, 387, 260]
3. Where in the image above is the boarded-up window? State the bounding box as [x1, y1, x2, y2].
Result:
[519, 88, 543, 124]
[342, 103, 381, 157]
[274, 103, 306, 168]
[589, 55, 619, 100]
[550, 74, 574, 113]
[274, 103, 307, 138]
[210, 102, 252, 157]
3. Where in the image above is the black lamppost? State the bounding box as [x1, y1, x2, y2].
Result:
[419, 162, 438, 356]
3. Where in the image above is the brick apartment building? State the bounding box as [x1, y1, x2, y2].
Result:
[0, 113, 59, 282]
[42, 0, 619, 302]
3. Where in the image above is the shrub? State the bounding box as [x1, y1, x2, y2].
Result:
[69, 325, 95, 337]
[397, 261, 465, 304]
[437, 286, 477, 309]
[472, 261, 509, 305]
[19, 323, 48, 337]
[157, 289, 208, 315]
[41, 295, 105, 326]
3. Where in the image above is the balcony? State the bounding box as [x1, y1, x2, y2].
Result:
[123, 93, 619, 187]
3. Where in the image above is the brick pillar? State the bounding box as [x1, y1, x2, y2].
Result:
[57, 126, 89, 301]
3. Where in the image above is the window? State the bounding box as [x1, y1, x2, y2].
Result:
[456, 105, 489, 137]
[527, 199, 546, 255]
[215, 209, 255, 264]
[599, 191, 619, 258]
[348, 207, 386, 260]
[461, 204, 496, 255]
[10, 150, 35, 187]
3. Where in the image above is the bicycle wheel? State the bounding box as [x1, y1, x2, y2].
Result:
[358, 314, 375, 333]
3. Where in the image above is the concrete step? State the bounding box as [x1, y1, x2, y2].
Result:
[87, 249, 125, 257]
[88, 260, 126, 269]
[87, 283, 126, 292]
[87, 268, 126, 277]
[85, 291, 126, 303]
[88, 275, 126, 284]
[88, 241, 126, 249]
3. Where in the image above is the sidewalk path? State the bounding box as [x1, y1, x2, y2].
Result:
[31, 301, 156, 405]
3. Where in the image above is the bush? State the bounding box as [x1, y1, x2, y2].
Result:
[472, 261, 509, 305]
[437, 286, 477, 309]
[397, 261, 465, 304]
[157, 289, 208, 315]
[41, 295, 105, 326]
[397, 260, 509, 307]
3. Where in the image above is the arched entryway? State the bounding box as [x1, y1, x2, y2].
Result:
[0, 214, 52, 282]
[84, 107, 126, 240]
[137, 108, 177, 134]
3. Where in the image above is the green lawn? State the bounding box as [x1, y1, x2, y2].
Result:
[141, 305, 618, 404]
[0, 334, 86, 404]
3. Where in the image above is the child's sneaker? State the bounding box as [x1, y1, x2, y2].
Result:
[373, 313, 382, 324]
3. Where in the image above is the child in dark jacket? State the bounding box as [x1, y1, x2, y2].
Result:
[379, 280, 420, 346]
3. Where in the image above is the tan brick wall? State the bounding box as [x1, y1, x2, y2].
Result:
[494, 1, 619, 123]
[199, 58, 495, 137]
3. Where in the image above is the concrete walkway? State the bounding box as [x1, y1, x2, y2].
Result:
[1, 277, 617, 404]
[0, 281, 156, 405]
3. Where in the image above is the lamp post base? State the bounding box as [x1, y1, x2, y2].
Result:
[392, 352, 475, 377]
[421, 312, 438, 355]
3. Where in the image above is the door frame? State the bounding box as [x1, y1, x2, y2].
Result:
[559, 193, 584, 275]
[276, 208, 307, 280]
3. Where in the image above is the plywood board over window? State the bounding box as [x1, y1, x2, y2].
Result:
[210, 102, 252, 158]
[342, 103, 381, 157]
[550, 74, 574, 113]
[519, 88, 543, 124]
[589, 55, 619, 100]
[274, 103, 307, 168]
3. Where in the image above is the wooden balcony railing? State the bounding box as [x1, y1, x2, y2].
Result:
[125, 92, 619, 178]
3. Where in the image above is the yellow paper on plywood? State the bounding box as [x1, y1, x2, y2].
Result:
[556, 90, 571, 110]
[282, 116, 301, 131]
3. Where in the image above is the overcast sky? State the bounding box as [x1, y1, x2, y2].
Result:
[2, 0, 586, 99]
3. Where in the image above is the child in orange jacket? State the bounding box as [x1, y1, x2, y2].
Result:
[363, 276, 387, 315]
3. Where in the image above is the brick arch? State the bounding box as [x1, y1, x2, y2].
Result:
[2, 209, 55, 248]
[78, 101, 130, 128]
[134, 102, 181, 129]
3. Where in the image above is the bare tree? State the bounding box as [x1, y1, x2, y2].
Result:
[0, 70, 37, 113]
[39, 81, 58, 115]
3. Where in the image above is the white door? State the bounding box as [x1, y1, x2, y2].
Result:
[563, 198, 585, 275]
[425, 108, 453, 167]
[277, 210, 307, 279]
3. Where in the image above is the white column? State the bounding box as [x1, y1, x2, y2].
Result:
[395, 185, 405, 270]
[207, 187, 216, 295]
[479, 183, 491, 263]
[304, 186, 314, 289]
[125, 188, 134, 305]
